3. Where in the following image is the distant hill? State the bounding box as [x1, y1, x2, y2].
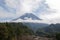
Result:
[36, 23, 60, 37]
[23, 22, 48, 32]
[43, 24, 60, 33]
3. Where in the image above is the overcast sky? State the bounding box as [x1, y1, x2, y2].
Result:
[0, 0, 60, 24]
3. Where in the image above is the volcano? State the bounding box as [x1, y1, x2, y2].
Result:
[12, 13, 42, 21]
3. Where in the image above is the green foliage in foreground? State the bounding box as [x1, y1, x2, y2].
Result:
[56, 33, 60, 40]
[0, 23, 34, 40]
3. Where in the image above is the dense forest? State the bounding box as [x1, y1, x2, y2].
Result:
[36, 23, 60, 40]
[0, 23, 34, 40]
[0, 23, 60, 40]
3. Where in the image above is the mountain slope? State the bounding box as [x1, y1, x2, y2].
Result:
[36, 23, 60, 37]
[20, 13, 41, 20]
[12, 13, 42, 21]
[23, 22, 48, 31]
[42, 24, 60, 33]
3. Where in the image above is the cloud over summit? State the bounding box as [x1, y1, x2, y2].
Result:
[0, 0, 60, 24]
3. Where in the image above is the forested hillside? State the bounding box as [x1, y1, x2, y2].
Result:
[0, 23, 34, 40]
[36, 23, 60, 38]
[0, 23, 60, 40]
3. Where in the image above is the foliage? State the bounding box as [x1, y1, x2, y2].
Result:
[0, 23, 34, 40]
[36, 23, 60, 38]
[56, 33, 60, 40]
[0, 23, 9, 40]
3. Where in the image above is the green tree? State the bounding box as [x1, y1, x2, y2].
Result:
[0, 23, 8, 40]
[56, 33, 60, 40]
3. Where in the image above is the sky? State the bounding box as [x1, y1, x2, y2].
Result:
[0, 0, 60, 24]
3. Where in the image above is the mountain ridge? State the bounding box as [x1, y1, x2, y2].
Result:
[12, 13, 42, 21]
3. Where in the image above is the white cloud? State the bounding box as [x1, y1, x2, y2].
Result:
[15, 0, 60, 24]
[0, 0, 18, 22]
[5, 0, 17, 9]
[16, 0, 43, 15]
[46, 0, 60, 10]
[0, 0, 60, 24]
[38, 0, 60, 23]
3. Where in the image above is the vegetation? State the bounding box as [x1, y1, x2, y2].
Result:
[36, 23, 60, 38]
[0, 23, 34, 40]
[56, 33, 60, 40]
[0, 23, 60, 40]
